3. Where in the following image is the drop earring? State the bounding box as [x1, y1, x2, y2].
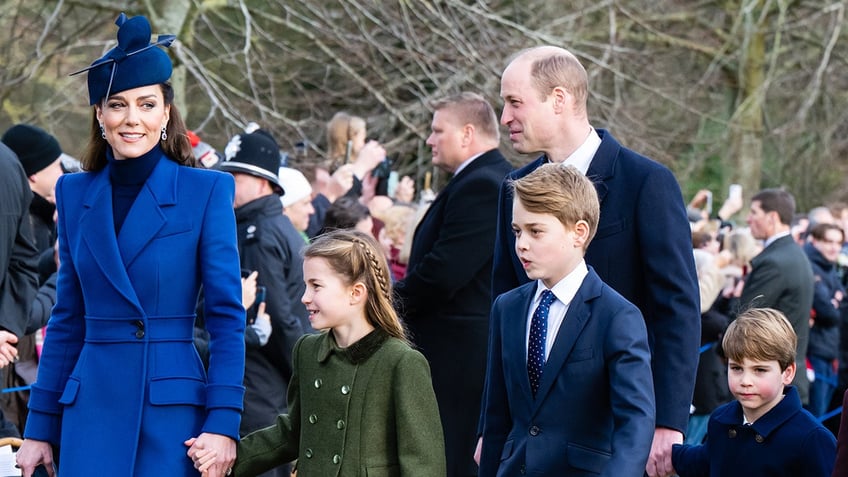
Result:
[99, 124, 106, 139]
[160, 126, 168, 141]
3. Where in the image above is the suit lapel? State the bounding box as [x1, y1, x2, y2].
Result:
[532, 270, 602, 409]
[117, 157, 177, 269]
[79, 170, 141, 309]
[505, 284, 537, 409]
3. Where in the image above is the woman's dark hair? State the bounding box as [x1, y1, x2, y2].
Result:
[80, 83, 195, 171]
[319, 196, 371, 234]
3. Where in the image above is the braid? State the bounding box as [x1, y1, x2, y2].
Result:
[353, 236, 391, 302]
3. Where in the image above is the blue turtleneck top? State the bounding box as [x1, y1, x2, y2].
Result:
[108, 144, 163, 234]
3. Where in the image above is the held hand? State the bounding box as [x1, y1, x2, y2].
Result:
[645, 428, 682, 477]
[186, 433, 236, 477]
[0, 331, 18, 368]
[352, 140, 386, 177]
[15, 439, 55, 477]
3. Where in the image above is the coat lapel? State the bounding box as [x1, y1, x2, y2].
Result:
[117, 157, 178, 269]
[585, 129, 620, 205]
[506, 284, 537, 409]
[532, 270, 602, 409]
[79, 170, 141, 309]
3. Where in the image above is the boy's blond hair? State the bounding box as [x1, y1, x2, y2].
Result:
[510, 163, 599, 250]
[722, 308, 797, 370]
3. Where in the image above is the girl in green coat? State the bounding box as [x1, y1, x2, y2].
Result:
[193, 229, 446, 477]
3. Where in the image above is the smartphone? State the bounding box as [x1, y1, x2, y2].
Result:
[729, 184, 742, 201]
[255, 286, 267, 305]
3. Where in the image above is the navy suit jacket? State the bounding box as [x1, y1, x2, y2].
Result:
[480, 267, 655, 477]
[395, 148, 513, 320]
[491, 129, 699, 432]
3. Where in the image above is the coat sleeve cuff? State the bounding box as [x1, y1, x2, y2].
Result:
[201, 408, 242, 441]
[23, 409, 61, 446]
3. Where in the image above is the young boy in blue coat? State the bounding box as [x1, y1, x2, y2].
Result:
[479, 163, 655, 477]
[670, 308, 836, 477]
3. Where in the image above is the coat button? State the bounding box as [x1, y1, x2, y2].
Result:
[314, 379, 322, 389]
[341, 385, 350, 395]
[305, 448, 313, 458]
[333, 454, 341, 464]
[520, 464, 526, 474]
[308, 414, 318, 424]
[133, 320, 145, 339]
[755, 434, 764, 443]
[529, 425, 540, 436]
[336, 419, 345, 430]
[728, 428, 737, 438]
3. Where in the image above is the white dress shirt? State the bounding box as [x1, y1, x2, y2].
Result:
[526, 260, 589, 361]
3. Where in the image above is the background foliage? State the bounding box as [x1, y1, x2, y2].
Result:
[2, 0, 847, 212]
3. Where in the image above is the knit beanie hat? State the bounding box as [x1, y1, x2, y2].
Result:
[1, 124, 63, 176]
[278, 167, 313, 207]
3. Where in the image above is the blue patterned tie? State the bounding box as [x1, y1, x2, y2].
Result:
[528, 289, 555, 396]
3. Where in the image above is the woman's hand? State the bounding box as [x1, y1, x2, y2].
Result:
[15, 439, 55, 477]
[186, 433, 236, 477]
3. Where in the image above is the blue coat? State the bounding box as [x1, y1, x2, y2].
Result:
[491, 129, 700, 433]
[672, 386, 836, 477]
[25, 157, 246, 476]
[479, 268, 655, 477]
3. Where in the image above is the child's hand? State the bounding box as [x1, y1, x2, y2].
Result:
[185, 437, 227, 475]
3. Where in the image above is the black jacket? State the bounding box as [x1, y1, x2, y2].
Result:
[805, 242, 844, 360]
[235, 194, 307, 435]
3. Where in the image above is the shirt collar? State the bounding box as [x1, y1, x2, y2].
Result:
[546, 128, 600, 175]
[764, 230, 791, 249]
[452, 151, 484, 176]
[533, 259, 589, 306]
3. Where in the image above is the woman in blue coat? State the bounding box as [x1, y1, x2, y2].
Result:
[15, 14, 245, 477]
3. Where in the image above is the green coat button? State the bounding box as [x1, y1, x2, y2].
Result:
[314, 378, 322, 388]
[308, 414, 318, 424]
[333, 454, 341, 464]
[341, 385, 350, 395]
[336, 419, 345, 430]
[305, 448, 313, 458]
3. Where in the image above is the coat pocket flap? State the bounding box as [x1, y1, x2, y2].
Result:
[149, 376, 205, 406]
[58, 378, 80, 406]
[566, 442, 611, 473]
[499, 439, 514, 461]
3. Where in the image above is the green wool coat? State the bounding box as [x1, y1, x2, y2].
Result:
[233, 328, 446, 477]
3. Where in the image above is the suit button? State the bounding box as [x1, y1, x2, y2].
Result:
[341, 385, 350, 395]
[520, 464, 526, 474]
[728, 428, 737, 438]
[304, 448, 313, 458]
[308, 414, 318, 424]
[755, 434, 764, 443]
[336, 419, 345, 430]
[333, 454, 341, 464]
[314, 379, 322, 389]
[529, 425, 540, 436]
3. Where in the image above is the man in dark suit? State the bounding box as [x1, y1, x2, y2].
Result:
[740, 188, 814, 403]
[395, 92, 512, 477]
[489, 46, 699, 477]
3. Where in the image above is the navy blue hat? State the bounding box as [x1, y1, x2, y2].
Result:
[219, 130, 285, 195]
[72, 13, 175, 105]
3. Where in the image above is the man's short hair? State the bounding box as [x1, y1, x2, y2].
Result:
[523, 47, 588, 109]
[510, 163, 599, 249]
[430, 92, 499, 141]
[751, 188, 796, 226]
[722, 308, 797, 371]
[809, 222, 845, 243]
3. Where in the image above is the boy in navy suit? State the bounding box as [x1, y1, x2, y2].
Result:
[479, 163, 655, 477]
[670, 308, 836, 477]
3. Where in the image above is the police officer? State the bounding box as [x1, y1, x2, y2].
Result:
[218, 128, 307, 477]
